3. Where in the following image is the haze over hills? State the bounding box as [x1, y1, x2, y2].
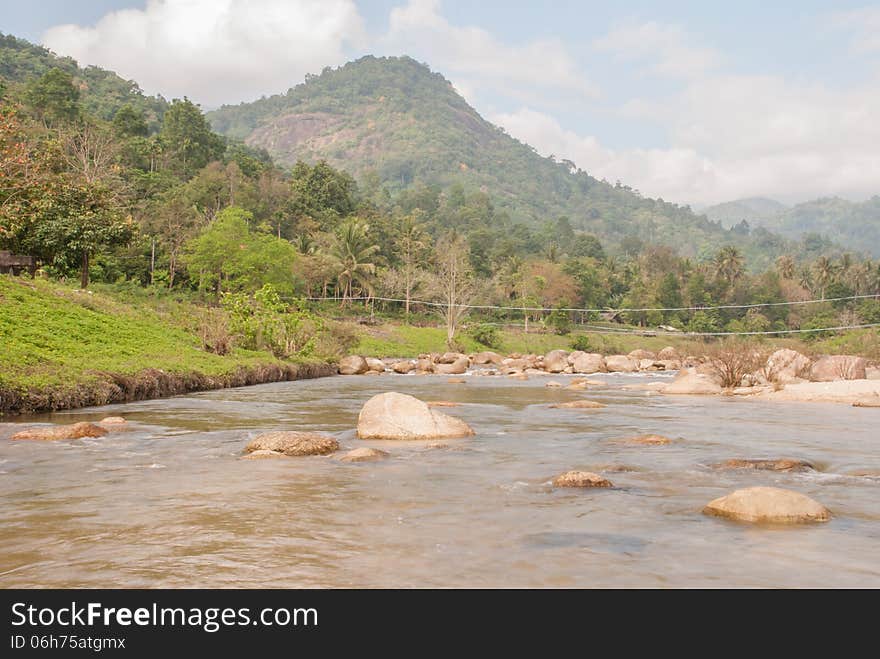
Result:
[704, 194, 880, 258]
[207, 55, 811, 265]
[703, 197, 789, 229]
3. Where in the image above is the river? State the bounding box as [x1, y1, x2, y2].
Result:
[1, 372, 878, 587]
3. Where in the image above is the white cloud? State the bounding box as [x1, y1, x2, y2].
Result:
[832, 7, 880, 53]
[593, 21, 719, 79]
[381, 0, 599, 104]
[493, 67, 880, 207]
[42, 0, 365, 107]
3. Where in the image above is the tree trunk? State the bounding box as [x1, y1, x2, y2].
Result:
[80, 250, 90, 289]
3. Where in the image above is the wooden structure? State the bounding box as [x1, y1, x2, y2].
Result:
[0, 250, 37, 277]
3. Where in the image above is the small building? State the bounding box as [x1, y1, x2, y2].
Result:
[0, 250, 37, 277]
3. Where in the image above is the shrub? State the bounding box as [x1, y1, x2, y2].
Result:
[195, 307, 232, 356]
[570, 334, 592, 352]
[468, 323, 501, 348]
[546, 308, 572, 335]
[704, 338, 770, 388]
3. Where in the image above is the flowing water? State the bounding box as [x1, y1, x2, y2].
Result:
[1, 372, 878, 588]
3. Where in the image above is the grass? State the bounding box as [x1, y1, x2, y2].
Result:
[0, 275, 329, 413]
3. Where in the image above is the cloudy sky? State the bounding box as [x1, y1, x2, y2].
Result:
[2, 0, 879, 207]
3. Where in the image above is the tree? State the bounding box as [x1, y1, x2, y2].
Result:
[712, 246, 744, 287]
[394, 209, 428, 320]
[775, 255, 795, 280]
[185, 206, 251, 294]
[812, 256, 837, 299]
[160, 98, 225, 177]
[112, 104, 149, 137]
[331, 218, 379, 301]
[24, 68, 80, 125]
[431, 231, 477, 346]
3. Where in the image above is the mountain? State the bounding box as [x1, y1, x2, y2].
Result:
[703, 197, 788, 228]
[0, 32, 168, 131]
[757, 196, 880, 258]
[208, 55, 796, 264]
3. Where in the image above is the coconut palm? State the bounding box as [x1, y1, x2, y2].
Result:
[812, 256, 837, 299]
[331, 218, 379, 302]
[775, 255, 795, 280]
[712, 246, 745, 286]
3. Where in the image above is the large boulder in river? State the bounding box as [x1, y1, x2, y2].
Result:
[552, 471, 613, 488]
[357, 392, 475, 440]
[658, 346, 679, 360]
[433, 356, 469, 375]
[628, 349, 656, 361]
[702, 487, 830, 524]
[663, 368, 722, 395]
[570, 352, 606, 374]
[11, 422, 108, 441]
[437, 352, 466, 364]
[339, 355, 369, 375]
[765, 349, 812, 383]
[605, 355, 638, 373]
[809, 355, 867, 382]
[365, 358, 386, 373]
[543, 350, 569, 373]
[416, 356, 434, 373]
[245, 431, 339, 456]
[472, 351, 503, 365]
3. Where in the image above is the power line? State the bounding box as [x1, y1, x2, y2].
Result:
[471, 320, 880, 337]
[303, 293, 880, 314]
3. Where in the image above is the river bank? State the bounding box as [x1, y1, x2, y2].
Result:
[0, 276, 336, 415]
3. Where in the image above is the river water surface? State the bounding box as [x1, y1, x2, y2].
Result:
[1, 373, 878, 587]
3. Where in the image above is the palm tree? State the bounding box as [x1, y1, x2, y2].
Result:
[395, 210, 427, 320]
[812, 256, 837, 299]
[712, 246, 745, 286]
[331, 219, 379, 303]
[775, 255, 795, 280]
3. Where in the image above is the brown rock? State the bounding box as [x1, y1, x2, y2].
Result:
[552, 471, 613, 488]
[427, 400, 460, 407]
[11, 422, 108, 441]
[658, 346, 679, 360]
[339, 447, 390, 463]
[703, 487, 831, 524]
[447, 378, 467, 384]
[852, 396, 880, 408]
[764, 349, 812, 384]
[545, 381, 563, 388]
[810, 355, 867, 382]
[663, 368, 722, 395]
[712, 458, 815, 473]
[543, 350, 570, 373]
[338, 355, 369, 375]
[605, 355, 638, 372]
[392, 361, 415, 374]
[365, 357, 386, 372]
[356, 392, 475, 440]
[567, 382, 588, 390]
[99, 416, 127, 426]
[437, 351, 466, 364]
[472, 351, 503, 365]
[550, 400, 606, 409]
[417, 357, 433, 373]
[433, 356, 469, 375]
[628, 349, 656, 361]
[569, 352, 606, 374]
[245, 431, 339, 456]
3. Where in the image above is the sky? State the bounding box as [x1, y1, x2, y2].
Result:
[2, 0, 879, 208]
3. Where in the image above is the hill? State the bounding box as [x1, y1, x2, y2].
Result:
[0, 32, 168, 131]
[208, 55, 800, 264]
[754, 197, 880, 258]
[703, 197, 788, 228]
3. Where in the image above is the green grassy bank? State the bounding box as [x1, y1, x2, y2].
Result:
[0, 276, 333, 414]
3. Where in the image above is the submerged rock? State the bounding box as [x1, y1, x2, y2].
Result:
[99, 416, 128, 426]
[357, 392, 475, 440]
[339, 447, 390, 463]
[550, 400, 606, 409]
[712, 458, 815, 472]
[241, 449, 285, 460]
[245, 431, 339, 456]
[703, 486, 831, 524]
[338, 355, 369, 375]
[552, 471, 613, 488]
[625, 434, 673, 445]
[545, 381, 563, 388]
[11, 422, 108, 441]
